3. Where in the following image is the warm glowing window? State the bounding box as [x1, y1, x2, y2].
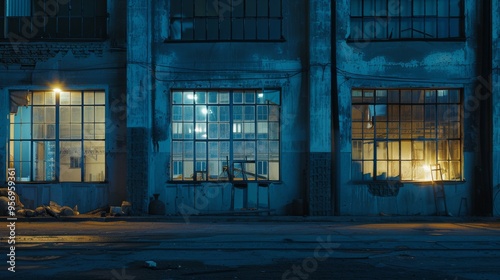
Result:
[350, 0, 465, 40]
[351, 89, 462, 181]
[168, 0, 283, 41]
[8, 90, 106, 182]
[171, 89, 280, 182]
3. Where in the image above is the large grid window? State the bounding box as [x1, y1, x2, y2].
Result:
[8, 90, 106, 182]
[350, 0, 464, 40]
[0, 0, 107, 40]
[168, 0, 283, 41]
[171, 89, 280, 182]
[351, 89, 462, 181]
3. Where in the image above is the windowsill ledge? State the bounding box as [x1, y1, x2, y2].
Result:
[345, 37, 466, 43]
[167, 180, 283, 186]
[351, 179, 466, 186]
[163, 38, 286, 43]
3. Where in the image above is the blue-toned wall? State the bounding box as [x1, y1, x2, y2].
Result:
[493, 0, 500, 217]
[0, 0, 127, 213]
[335, 0, 480, 215]
[126, 0, 311, 215]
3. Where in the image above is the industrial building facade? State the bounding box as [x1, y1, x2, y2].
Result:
[1, 0, 499, 216]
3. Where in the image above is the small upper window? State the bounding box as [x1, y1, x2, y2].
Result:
[168, 0, 283, 41]
[0, 0, 107, 40]
[350, 0, 464, 40]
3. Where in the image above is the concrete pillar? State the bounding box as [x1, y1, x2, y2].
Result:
[308, 0, 332, 215]
[492, 0, 500, 217]
[127, 0, 153, 214]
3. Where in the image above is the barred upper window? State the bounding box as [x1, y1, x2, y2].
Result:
[0, 0, 107, 40]
[350, 0, 465, 40]
[351, 89, 462, 182]
[168, 0, 283, 41]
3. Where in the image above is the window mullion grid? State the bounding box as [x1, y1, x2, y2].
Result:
[192, 0, 196, 40]
[243, 0, 246, 40]
[398, 89, 402, 182]
[229, 90, 234, 181]
[192, 103, 196, 181]
[435, 0, 439, 38]
[230, 0, 233, 40]
[447, 0, 451, 37]
[432, 101, 438, 168]
[55, 91, 60, 182]
[385, 0, 389, 39]
[204, 0, 208, 40]
[80, 91, 85, 182]
[253, 101, 258, 180]
[217, 0, 221, 40]
[361, 0, 365, 39]
[410, 0, 415, 38]
[30, 102, 34, 182]
[79, 0, 83, 38]
[279, 0, 283, 39]
[267, 0, 270, 40]
[254, 0, 257, 40]
[93, 0, 97, 38]
[397, 0, 401, 38]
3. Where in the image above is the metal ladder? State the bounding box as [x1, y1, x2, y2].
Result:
[430, 164, 449, 216]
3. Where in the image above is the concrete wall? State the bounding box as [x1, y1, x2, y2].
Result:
[128, 0, 310, 215]
[308, 0, 333, 215]
[335, 0, 479, 215]
[493, 0, 500, 217]
[0, 0, 127, 213]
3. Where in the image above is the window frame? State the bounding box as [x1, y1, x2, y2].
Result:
[0, 0, 108, 41]
[8, 90, 106, 183]
[166, 0, 284, 42]
[349, 0, 465, 41]
[351, 88, 463, 183]
[170, 89, 281, 183]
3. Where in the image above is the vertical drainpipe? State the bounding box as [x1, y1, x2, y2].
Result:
[331, 0, 340, 215]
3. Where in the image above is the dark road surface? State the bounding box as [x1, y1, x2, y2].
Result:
[1, 218, 500, 279]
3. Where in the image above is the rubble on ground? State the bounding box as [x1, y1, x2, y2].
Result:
[0, 188, 133, 218]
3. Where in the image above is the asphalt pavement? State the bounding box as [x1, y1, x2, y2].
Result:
[1, 216, 500, 279]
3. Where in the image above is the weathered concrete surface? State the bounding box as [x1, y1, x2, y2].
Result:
[335, 0, 481, 215]
[492, 0, 500, 217]
[1, 219, 500, 279]
[0, 1, 127, 213]
[146, 1, 310, 215]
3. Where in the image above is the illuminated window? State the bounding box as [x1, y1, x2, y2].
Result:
[171, 89, 280, 182]
[168, 0, 283, 41]
[351, 89, 462, 181]
[8, 90, 106, 182]
[350, 0, 464, 40]
[0, 0, 107, 40]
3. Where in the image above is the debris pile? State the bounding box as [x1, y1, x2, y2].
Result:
[16, 201, 79, 218]
[0, 188, 24, 216]
[85, 201, 134, 217]
[1, 187, 134, 218]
